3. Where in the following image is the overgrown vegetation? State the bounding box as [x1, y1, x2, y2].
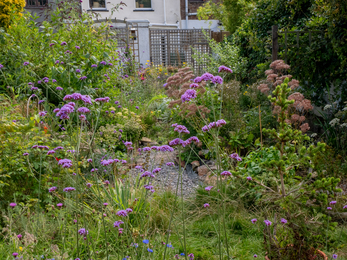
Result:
[0, 0, 346, 259]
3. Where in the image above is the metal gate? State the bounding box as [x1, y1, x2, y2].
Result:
[149, 29, 211, 73]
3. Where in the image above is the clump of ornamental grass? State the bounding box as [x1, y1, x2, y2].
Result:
[242, 77, 343, 259]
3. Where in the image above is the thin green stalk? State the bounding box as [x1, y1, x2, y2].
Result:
[179, 136, 188, 260]
[163, 149, 192, 260]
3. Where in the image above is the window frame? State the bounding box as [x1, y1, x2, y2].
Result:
[89, 0, 108, 10]
[25, 0, 47, 8]
[134, 0, 152, 10]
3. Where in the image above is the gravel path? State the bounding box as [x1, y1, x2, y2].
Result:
[129, 150, 202, 198]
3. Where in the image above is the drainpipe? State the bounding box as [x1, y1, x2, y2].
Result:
[163, 0, 167, 25]
[185, 0, 188, 29]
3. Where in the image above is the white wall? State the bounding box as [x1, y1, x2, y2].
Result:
[182, 19, 222, 31]
[82, 0, 181, 26]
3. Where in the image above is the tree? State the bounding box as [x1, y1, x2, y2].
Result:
[197, 0, 257, 33]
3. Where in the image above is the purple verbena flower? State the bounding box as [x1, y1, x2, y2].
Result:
[181, 89, 197, 103]
[114, 220, 124, 227]
[58, 159, 73, 168]
[211, 76, 223, 84]
[221, 171, 232, 176]
[205, 186, 213, 191]
[63, 187, 76, 192]
[218, 65, 233, 73]
[264, 220, 272, 226]
[78, 228, 88, 236]
[203, 203, 210, 208]
[116, 210, 128, 217]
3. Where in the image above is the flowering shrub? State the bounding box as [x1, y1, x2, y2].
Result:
[0, 0, 25, 28]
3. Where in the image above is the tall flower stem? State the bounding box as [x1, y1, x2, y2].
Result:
[163, 149, 192, 260]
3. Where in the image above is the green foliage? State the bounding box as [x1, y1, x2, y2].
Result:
[0, 5, 124, 103]
[192, 34, 247, 79]
[246, 78, 343, 258]
[0, 100, 67, 209]
[230, 0, 347, 106]
[197, 0, 257, 34]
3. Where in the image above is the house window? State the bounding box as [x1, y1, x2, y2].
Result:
[89, 0, 106, 9]
[135, 0, 151, 9]
[26, 0, 47, 7]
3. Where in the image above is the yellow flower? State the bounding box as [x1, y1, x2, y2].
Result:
[147, 60, 150, 62]
[19, 247, 23, 251]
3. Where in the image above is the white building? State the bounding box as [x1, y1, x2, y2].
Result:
[25, 0, 221, 30]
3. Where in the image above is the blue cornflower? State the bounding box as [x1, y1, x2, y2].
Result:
[180, 253, 185, 256]
[147, 248, 153, 253]
[142, 239, 149, 244]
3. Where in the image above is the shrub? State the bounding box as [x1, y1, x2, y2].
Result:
[0, 0, 25, 29]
